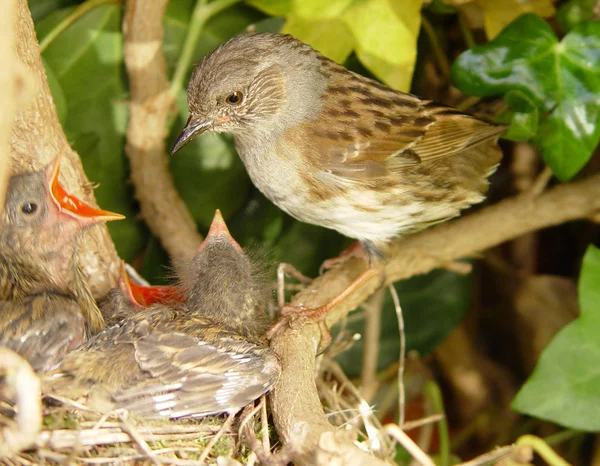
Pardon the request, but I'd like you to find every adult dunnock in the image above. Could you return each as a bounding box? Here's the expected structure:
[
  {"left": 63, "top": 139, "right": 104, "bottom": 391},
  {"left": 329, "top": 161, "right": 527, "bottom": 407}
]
[
  {"left": 0, "top": 155, "right": 124, "bottom": 370},
  {"left": 172, "top": 33, "right": 504, "bottom": 330},
  {"left": 46, "top": 210, "right": 279, "bottom": 418}
]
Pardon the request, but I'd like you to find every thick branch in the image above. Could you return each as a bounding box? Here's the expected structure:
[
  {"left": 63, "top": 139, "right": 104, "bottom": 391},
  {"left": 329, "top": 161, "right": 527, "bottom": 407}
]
[
  {"left": 0, "top": 0, "right": 20, "bottom": 212},
  {"left": 270, "top": 173, "right": 600, "bottom": 465},
  {"left": 11, "top": 0, "right": 120, "bottom": 297},
  {"left": 123, "top": 0, "right": 202, "bottom": 260}
]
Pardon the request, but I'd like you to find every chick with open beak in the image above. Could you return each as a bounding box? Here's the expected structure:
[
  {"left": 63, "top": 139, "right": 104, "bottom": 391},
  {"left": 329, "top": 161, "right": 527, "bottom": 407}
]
[
  {"left": 0, "top": 156, "right": 124, "bottom": 371},
  {"left": 46, "top": 210, "right": 279, "bottom": 419}
]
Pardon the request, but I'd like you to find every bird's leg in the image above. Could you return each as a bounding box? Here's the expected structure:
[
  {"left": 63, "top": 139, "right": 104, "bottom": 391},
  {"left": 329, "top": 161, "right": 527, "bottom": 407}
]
[
  {"left": 320, "top": 240, "right": 385, "bottom": 274},
  {"left": 265, "top": 267, "right": 381, "bottom": 349},
  {"left": 320, "top": 241, "right": 365, "bottom": 274}
]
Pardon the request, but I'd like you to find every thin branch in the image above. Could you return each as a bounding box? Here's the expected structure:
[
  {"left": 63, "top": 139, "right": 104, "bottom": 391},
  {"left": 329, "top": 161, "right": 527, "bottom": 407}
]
[
  {"left": 269, "top": 173, "right": 600, "bottom": 465},
  {"left": 123, "top": 0, "right": 202, "bottom": 259},
  {"left": 388, "top": 284, "right": 406, "bottom": 427},
  {"left": 360, "top": 289, "right": 383, "bottom": 402},
  {"left": 384, "top": 424, "right": 436, "bottom": 466}
]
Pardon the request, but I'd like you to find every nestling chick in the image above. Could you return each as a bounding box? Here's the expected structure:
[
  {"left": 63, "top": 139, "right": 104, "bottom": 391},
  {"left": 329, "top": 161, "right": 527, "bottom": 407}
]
[
  {"left": 99, "top": 262, "right": 183, "bottom": 326},
  {"left": 45, "top": 210, "right": 279, "bottom": 418},
  {"left": 0, "top": 156, "right": 124, "bottom": 371}
]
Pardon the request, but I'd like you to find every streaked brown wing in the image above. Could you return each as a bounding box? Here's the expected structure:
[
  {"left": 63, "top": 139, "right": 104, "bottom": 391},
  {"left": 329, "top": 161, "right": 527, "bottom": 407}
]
[
  {"left": 113, "top": 331, "right": 280, "bottom": 419},
  {"left": 0, "top": 294, "right": 85, "bottom": 372},
  {"left": 304, "top": 66, "right": 504, "bottom": 180}
]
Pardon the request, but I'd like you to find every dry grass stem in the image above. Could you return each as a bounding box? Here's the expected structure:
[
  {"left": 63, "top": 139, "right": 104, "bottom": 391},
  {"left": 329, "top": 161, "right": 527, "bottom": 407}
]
[
  {"left": 360, "top": 289, "right": 384, "bottom": 402},
  {"left": 384, "top": 423, "right": 436, "bottom": 466}
]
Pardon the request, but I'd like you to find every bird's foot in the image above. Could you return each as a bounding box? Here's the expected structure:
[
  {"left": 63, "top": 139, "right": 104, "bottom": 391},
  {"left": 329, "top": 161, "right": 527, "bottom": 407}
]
[
  {"left": 266, "top": 267, "right": 381, "bottom": 350},
  {"left": 265, "top": 303, "right": 333, "bottom": 350},
  {"left": 319, "top": 241, "right": 367, "bottom": 275}
]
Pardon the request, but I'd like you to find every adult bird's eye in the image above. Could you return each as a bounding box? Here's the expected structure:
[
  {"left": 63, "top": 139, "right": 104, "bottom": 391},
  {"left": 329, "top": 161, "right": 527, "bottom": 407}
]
[
  {"left": 225, "top": 91, "right": 243, "bottom": 105},
  {"left": 21, "top": 202, "right": 38, "bottom": 215}
]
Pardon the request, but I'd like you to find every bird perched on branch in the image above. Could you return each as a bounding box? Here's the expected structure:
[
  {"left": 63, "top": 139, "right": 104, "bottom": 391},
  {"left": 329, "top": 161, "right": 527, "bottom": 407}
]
[
  {"left": 46, "top": 210, "right": 280, "bottom": 419},
  {"left": 171, "top": 32, "right": 504, "bottom": 331},
  {"left": 0, "top": 155, "right": 124, "bottom": 371}
]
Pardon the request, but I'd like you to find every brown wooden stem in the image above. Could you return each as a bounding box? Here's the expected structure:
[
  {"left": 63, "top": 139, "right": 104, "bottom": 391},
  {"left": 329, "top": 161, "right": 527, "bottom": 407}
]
[
  {"left": 123, "top": 0, "right": 202, "bottom": 260},
  {"left": 10, "top": 0, "right": 120, "bottom": 298}
]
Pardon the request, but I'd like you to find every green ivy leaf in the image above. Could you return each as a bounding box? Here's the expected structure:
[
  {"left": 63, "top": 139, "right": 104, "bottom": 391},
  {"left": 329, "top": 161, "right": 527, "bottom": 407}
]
[
  {"left": 451, "top": 14, "right": 600, "bottom": 181},
  {"left": 498, "top": 90, "right": 539, "bottom": 141},
  {"left": 512, "top": 245, "right": 600, "bottom": 431},
  {"left": 36, "top": 4, "right": 146, "bottom": 261},
  {"left": 336, "top": 269, "right": 471, "bottom": 376}
]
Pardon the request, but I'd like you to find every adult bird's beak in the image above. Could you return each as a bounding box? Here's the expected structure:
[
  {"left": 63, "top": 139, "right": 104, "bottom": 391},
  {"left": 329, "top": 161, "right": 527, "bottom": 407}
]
[
  {"left": 170, "top": 117, "right": 213, "bottom": 154},
  {"left": 48, "top": 155, "right": 125, "bottom": 223}
]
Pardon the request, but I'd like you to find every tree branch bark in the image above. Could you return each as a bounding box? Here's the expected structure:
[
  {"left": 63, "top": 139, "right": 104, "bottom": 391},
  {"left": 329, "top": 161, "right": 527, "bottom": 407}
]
[
  {"left": 123, "top": 0, "right": 202, "bottom": 260},
  {"left": 11, "top": 0, "right": 120, "bottom": 298},
  {"left": 270, "top": 173, "right": 600, "bottom": 465}
]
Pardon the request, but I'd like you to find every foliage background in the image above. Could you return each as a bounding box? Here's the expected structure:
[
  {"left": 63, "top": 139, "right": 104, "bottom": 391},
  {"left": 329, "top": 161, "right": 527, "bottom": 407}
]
[{"left": 28, "top": 0, "right": 600, "bottom": 463}]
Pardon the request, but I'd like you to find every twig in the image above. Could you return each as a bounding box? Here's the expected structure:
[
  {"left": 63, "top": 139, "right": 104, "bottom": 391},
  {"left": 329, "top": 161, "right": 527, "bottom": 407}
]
[
  {"left": 0, "top": 349, "right": 41, "bottom": 457},
  {"left": 530, "top": 166, "right": 553, "bottom": 197},
  {"left": 118, "top": 412, "right": 163, "bottom": 466},
  {"left": 516, "top": 435, "right": 571, "bottom": 466},
  {"left": 401, "top": 414, "right": 445, "bottom": 432},
  {"left": 388, "top": 284, "right": 405, "bottom": 427},
  {"left": 360, "top": 289, "right": 384, "bottom": 402},
  {"left": 123, "top": 0, "right": 202, "bottom": 259},
  {"left": 197, "top": 412, "right": 236, "bottom": 464},
  {"left": 456, "top": 445, "right": 515, "bottom": 466},
  {"left": 384, "top": 424, "right": 436, "bottom": 466},
  {"left": 269, "top": 172, "right": 600, "bottom": 465},
  {"left": 421, "top": 16, "right": 450, "bottom": 81}
]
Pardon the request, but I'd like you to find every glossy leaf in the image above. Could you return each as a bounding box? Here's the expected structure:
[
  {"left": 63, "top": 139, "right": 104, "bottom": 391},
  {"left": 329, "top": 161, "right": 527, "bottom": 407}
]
[
  {"left": 336, "top": 269, "right": 471, "bottom": 376},
  {"left": 452, "top": 14, "right": 600, "bottom": 181},
  {"left": 246, "top": 0, "right": 294, "bottom": 17},
  {"left": 36, "top": 4, "right": 146, "bottom": 261},
  {"left": 343, "top": 0, "right": 423, "bottom": 92},
  {"left": 512, "top": 246, "right": 600, "bottom": 431},
  {"left": 498, "top": 91, "right": 539, "bottom": 141},
  {"left": 281, "top": 16, "right": 354, "bottom": 63},
  {"left": 479, "top": 0, "right": 555, "bottom": 39}
]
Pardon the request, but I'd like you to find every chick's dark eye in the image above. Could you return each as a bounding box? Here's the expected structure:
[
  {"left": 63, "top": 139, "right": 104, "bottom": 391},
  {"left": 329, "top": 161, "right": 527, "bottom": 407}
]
[
  {"left": 225, "top": 91, "right": 243, "bottom": 105},
  {"left": 21, "top": 202, "right": 38, "bottom": 215}
]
